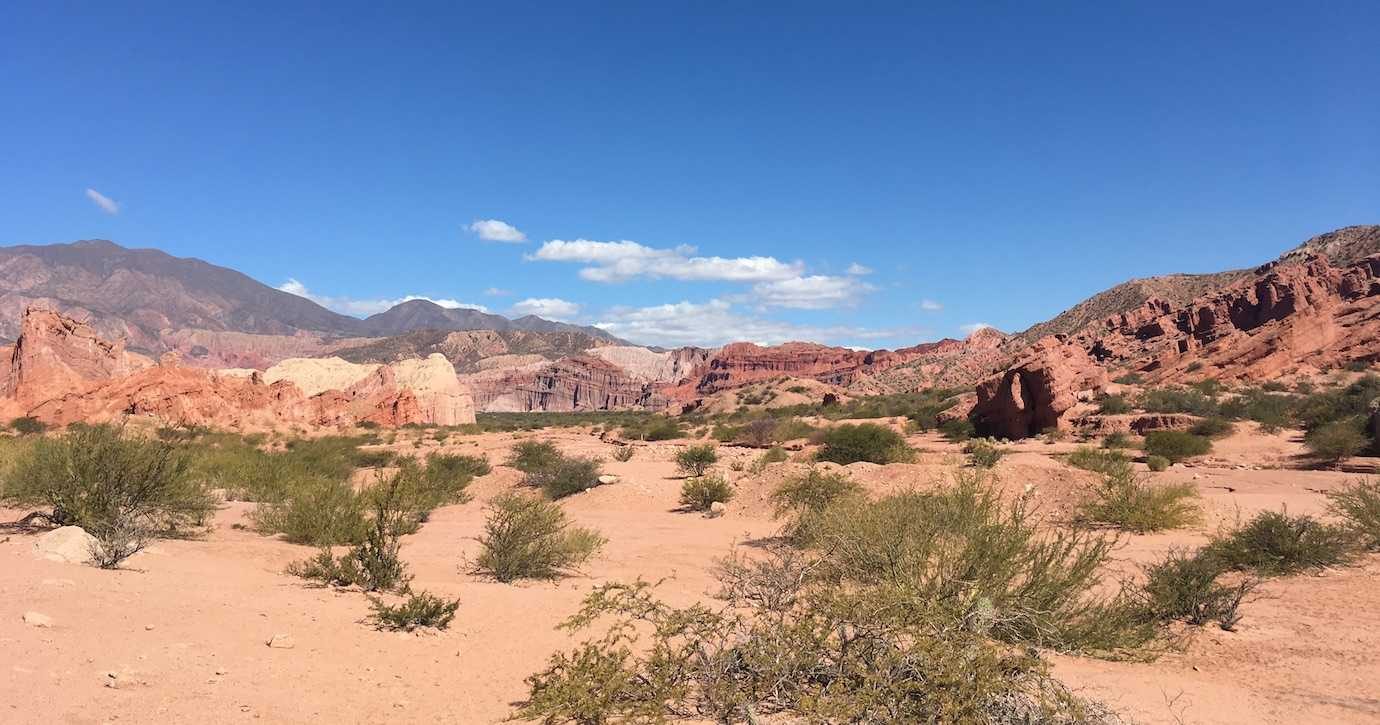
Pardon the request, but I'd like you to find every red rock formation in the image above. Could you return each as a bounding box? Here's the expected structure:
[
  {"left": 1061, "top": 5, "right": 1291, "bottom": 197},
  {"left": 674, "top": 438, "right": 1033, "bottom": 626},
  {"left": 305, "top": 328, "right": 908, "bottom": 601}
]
[
  {"left": 2, "top": 307, "right": 152, "bottom": 407},
  {"left": 464, "top": 355, "right": 667, "bottom": 412},
  {"left": 970, "top": 336, "right": 1107, "bottom": 439},
  {"left": 1080, "top": 254, "right": 1380, "bottom": 382}
]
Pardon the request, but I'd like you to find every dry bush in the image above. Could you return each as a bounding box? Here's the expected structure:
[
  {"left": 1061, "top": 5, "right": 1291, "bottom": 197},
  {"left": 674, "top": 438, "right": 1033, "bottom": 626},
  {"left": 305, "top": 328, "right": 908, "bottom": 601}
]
[
  {"left": 964, "top": 437, "right": 1004, "bottom": 468},
  {"left": 1206, "top": 510, "right": 1356, "bottom": 576},
  {"left": 368, "top": 591, "right": 459, "bottom": 631},
  {"left": 1079, "top": 466, "right": 1199, "bottom": 533},
  {"left": 675, "top": 444, "right": 718, "bottom": 477},
  {"left": 1328, "top": 479, "right": 1380, "bottom": 550},
  {"left": 470, "top": 493, "right": 605, "bottom": 582},
  {"left": 1136, "top": 548, "right": 1257, "bottom": 631},
  {"left": 611, "top": 445, "right": 635, "bottom": 462},
  {"left": 679, "top": 474, "right": 734, "bottom": 512},
  {"left": 816, "top": 423, "right": 913, "bottom": 465},
  {"left": 1066, "top": 447, "right": 1131, "bottom": 476},
  {"left": 1142, "top": 430, "right": 1211, "bottom": 463}
]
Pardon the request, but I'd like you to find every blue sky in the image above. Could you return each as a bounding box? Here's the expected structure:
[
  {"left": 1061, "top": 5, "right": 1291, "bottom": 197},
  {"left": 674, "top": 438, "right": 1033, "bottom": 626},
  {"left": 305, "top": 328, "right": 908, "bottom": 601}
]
[{"left": 2, "top": 2, "right": 1377, "bottom": 348}]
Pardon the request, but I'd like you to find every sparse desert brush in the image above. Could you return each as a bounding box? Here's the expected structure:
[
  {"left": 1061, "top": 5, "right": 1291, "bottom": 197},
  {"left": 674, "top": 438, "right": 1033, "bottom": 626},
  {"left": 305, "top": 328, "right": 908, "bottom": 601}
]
[
  {"left": 253, "top": 475, "right": 365, "bottom": 546},
  {"left": 611, "top": 445, "right": 634, "bottom": 462},
  {"left": 1066, "top": 446, "right": 1131, "bottom": 476},
  {"left": 519, "top": 569, "right": 1117, "bottom": 725},
  {"left": 937, "top": 417, "right": 975, "bottom": 441},
  {"left": 368, "top": 591, "right": 459, "bottom": 631},
  {"left": 816, "top": 423, "right": 912, "bottom": 465},
  {"left": 675, "top": 443, "right": 718, "bottom": 476},
  {"left": 1097, "top": 394, "right": 1133, "bottom": 415},
  {"left": 2, "top": 424, "right": 215, "bottom": 552},
  {"left": 963, "top": 437, "right": 1004, "bottom": 468},
  {"left": 1190, "top": 416, "right": 1236, "bottom": 439},
  {"left": 507, "top": 440, "right": 562, "bottom": 474},
  {"left": 1101, "top": 432, "right": 1133, "bottom": 449},
  {"left": 1078, "top": 466, "right": 1198, "bottom": 533},
  {"left": 1138, "top": 548, "right": 1256, "bottom": 630},
  {"left": 734, "top": 417, "right": 778, "bottom": 447},
  {"left": 1142, "top": 430, "right": 1211, "bottom": 463},
  {"left": 771, "top": 469, "right": 861, "bottom": 543},
  {"left": 1139, "top": 387, "right": 1218, "bottom": 417},
  {"left": 287, "top": 470, "right": 417, "bottom": 592},
  {"left": 622, "top": 416, "right": 684, "bottom": 441},
  {"left": 1206, "top": 510, "right": 1356, "bottom": 576},
  {"left": 352, "top": 448, "right": 396, "bottom": 468},
  {"left": 1327, "top": 479, "right": 1380, "bottom": 550},
  {"left": 424, "top": 451, "right": 490, "bottom": 483},
  {"left": 528, "top": 455, "right": 604, "bottom": 500},
  {"left": 470, "top": 492, "right": 605, "bottom": 582},
  {"left": 1304, "top": 419, "right": 1368, "bottom": 464},
  {"left": 1041, "top": 427, "right": 1067, "bottom": 444},
  {"left": 8, "top": 416, "right": 47, "bottom": 435},
  {"left": 1146, "top": 454, "right": 1170, "bottom": 472},
  {"left": 748, "top": 445, "right": 789, "bottom": 474},
  {"left": 679, "top": 474, "right": 734, "bottom": 512},
  {"left": 1113, "top": 372, "right": 1144, "bottom": 385}
]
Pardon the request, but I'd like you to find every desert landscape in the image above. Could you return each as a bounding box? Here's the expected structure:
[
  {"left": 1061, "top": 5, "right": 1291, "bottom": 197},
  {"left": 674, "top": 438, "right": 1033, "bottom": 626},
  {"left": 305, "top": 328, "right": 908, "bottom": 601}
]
[{"left": 1, "top": 225, "right": 1380, "bottom": 724}]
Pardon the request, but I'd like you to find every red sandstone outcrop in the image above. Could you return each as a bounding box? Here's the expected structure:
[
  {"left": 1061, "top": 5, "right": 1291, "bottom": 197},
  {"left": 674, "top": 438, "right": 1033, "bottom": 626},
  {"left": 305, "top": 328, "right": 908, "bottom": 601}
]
[
  {"left": 1079, "top": 254, "right": 1380, "bottom": 382},
  {"left": 2, "top": 308, "right": 475, "bottom": 429},
  {"left": 970, "top": 336, "right": 1107, "bottom": 439},
  {"left": 1070, "top": 413, "right": 1200, "bottom": 436},
  {"left": 463, "top": 355, "right": 667, "bottom": 412}
]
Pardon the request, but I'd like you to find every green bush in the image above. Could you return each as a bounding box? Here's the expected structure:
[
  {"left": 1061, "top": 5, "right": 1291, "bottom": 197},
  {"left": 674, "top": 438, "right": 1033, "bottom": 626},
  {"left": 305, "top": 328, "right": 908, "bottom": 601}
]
[
  {"left": 1097, "top": 394, "right": 1133, "bottom": 415},
  {"left": 1190, "top": 417, "right": 1235, "bottom": 439},
  {"left": 1139, "top": 388, "right": 1218, "bottom": 417},
  {"left": 1143, "top": 430, "right": 1211, "bottom": 463},
  {"left": 1101, "top": 432, "right": 1131, "bottom": 449},
  {"left": 1113, "top": 372, "right": 1144, "bottom": 385},
  {"left": 770, "top": 418, "right": 817, "bottom": 442},
  {"left": 253, "top": 475, "right": 365, "bottom": 546},
  {"left": 352, "top": 448, "right": 396, "bottom": 468},
  {"left": 470, "top": 493, "right": 606, "bottom": 582},
  {"left": 1304, "top": 419, "right": 1367, "bottom": 464},
  {"left": 963, "top": 437, "right": 1004, "bottom": 468},
  {"left": 9, "top": 416, "right": 47, "bottom": 435},
  {"left": 1146, "top": 455, "right": 1170, "bottom": 472},
  {"left": 679, "top": 474, "right": 734, "bottom": 512},
  {"left": 816, "top": 423, "right": 912, "bottom": 465},
  {"left": 771, "top": 469, "right": 861, "bottom": 544},
  {"left": 1078, "top": 466, "right": 1198, "bottom": 533},
  {"left": 1206, "top": 510, "right": 1356, "bottom": 576},
  {"left": 622, "top": 417, "right": 684, "bottom": 441},
  {"left": 2, "top": 424, "right": 215, "bottom": 542},
  {"left": 937, "top": 417, "right": 975, "bottom": 441},
  {"left": 1137, "top": 548, "right": 1255, "bottom": 630},
  {"left": 286, "top": 468, "right": 417, "bottom": 592},
  {"left": 528, "top": 456, "right": 604, "bottom": 500},
  {"left": 675, "top": 444, "right": 718, "bottom": 477},
  {"left": 507, "top": 440, "right": 562, "bottom": 474},
  {"left": 799, "top": 470, "right": 1151, "bottom": 651},
  {"left": 1328, "top": 479, "right": 1380, "bottom": 550},
  {"left": 368, "top": 591, "right": 459, "bottom": 631},
  {"left": 1218, "top": 389, "right": 1295, "bottom": 431},
  {"left": 1066, "top": 447, "right": 1131, "bottom": 476}
]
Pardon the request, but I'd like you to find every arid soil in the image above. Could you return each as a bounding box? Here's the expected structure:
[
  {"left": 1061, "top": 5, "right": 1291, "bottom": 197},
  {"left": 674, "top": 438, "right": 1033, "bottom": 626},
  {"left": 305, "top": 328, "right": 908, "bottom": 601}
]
[{"left": 3, "top": 427, "right": 1378, "bottom": 724}]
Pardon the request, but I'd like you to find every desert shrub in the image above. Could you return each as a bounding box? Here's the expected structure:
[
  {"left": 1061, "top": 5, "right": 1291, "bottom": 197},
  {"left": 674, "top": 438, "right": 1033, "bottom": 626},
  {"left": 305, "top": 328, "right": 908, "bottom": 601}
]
[
  {"left": 1078, "top": 466, "right": 1198, "bottom": 533},
  {"left": 1304, "top": 419, "right": 1367, "bottom": 464},
  {"left": 963, "top": 437, "right": 1004, "bottom": 468},
  {"left": 748, "top": 445, "right": 789, "bottom": 474},
  {"left": 368, "top": 591, "right": 460, "bottom": 631},
  {"left": 1146, "top": 455, "right": 1170, "bottom": 472},
  {"left": 86, "top": 519, "right": 152, "bottom": 569},
  {"left": 1294, "top": 374, "right": 1380, "bottom": 433},
  {"left": 1066, "top": 447, "right": 1131, "bottom": 476},
  {"left": 1101, "top": 432, "right": 1131, "bottom": 449},
  {"left": 799, "top": 470, "right": 1151, "bottom": 651},
  {"left": 253, "top": 475, "right": 365, "bottom": 546},
  {"left": 1143, "top": 430, "right": 1211, "bottom": 463},
  {"left": 528, "top": 456, "right": 604, "bottom": 500},
  {"left": 353, "top": 448, "right": 396, "bottom": 468},
  {"left": 771, "top": 469, "right": 862, "bottom": 544},
  {"left": 1041, "top": 427, "right": 1067, "bottom": 444},
  {"left": 470, "top": 493, "right": 606, "bottom": 582},
  {"left": 734, "top": 418, "right": 778, "bottom": 447},
  {"left": 1190, "top": 417, "right": 1235, "bottom": 439},
  {"left": 1328, "top": 480, "right": 1380, "bottom": 550},
  {"left": 1217, "top": 389, "right": 1295, "bottom": 430},
  {"left": 1137, "top": 548, "right": 1255, "bottom": 630},
  {"left": 675, "top": 444, "right": 718, "bottom": 477},
  {"left": 424, "top": 452, "right": 489, "bottom": 485},
  {"left": 770, "top": 418, "right": 817, "bottom": 442},
  {"left": 8, "top": 416, "right": 46, "bottom": 435},
  {"left": 286, "top": 470, "right": 415, "bottom": 592},
  {"left": 1097, "top": 394, "right": 1132, "bottom": 415},
  {"left": 507, "top": 440, "right": 562, "bottom": 474},
  {"left": 679, "top": 474, "right": 734, "bottom": 512},
  {"left": 816, "top": 423, "right": 912, "bottom": 465},
  {"left": 937, "top": 417, "right": 975, "bottom": 441},
  {"left": 520, "top": 569, "right": 1119, "bottom": 725},
  {"left": 1113, "top": 372, "right": 1144, "bottom": 385},
  {"left": 623, "top": 417, "right": 684, "bottom": 441},
  {"left": 1139, "top": 387, "right": 1218, "bottom": 417},
  {"left": 2, "top": 424, "right": 215, "bottom": 538},
  {"left": 1206, "top": 510, "right": 1356, "bottom": 576},
  {"left": 611, "top": 445, "right": 634, "bottom": 462}
]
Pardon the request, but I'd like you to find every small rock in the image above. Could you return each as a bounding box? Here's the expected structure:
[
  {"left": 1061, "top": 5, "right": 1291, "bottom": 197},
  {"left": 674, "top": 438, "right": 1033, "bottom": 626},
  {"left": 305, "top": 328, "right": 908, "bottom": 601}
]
[
  {"left": 144, "top": 624, "right": 155, "bottom": 631},
  {"left": 597, "top": 474, "right": 620, "bottom": 485},
  {"left": 704, "top": 501, "right": 727, "bottom": 518},
  {"left": 22, "top": 611, "right": 53, "bottom": 628},
  {"left": 266, "top": 634, "right": 295, "bottom": 649},
  {"left": 32, "top": 526, "right": 98, "bottom": 565}
]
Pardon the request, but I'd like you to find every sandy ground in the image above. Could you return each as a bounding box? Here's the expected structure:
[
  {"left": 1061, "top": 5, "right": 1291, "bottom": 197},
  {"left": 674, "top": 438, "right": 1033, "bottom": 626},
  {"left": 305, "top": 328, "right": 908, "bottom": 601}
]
[{"left": 2, "top": 426, "right": 1378, "bottom": 724}]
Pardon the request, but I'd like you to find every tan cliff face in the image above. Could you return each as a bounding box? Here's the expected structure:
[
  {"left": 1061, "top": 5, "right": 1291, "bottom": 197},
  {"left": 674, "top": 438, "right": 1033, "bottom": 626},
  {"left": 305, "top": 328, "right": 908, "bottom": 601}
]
[{"left": 0, "top": 308, "right": 475, "bottom": 429}]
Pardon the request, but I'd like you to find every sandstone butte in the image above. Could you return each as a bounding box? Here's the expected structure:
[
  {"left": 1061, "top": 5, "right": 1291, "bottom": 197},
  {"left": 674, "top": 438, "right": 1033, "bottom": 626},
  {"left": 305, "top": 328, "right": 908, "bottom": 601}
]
[
  {"left": 0, "top": 307, "right": 475, "bottom": 430},
  {"left": 969, "top": 252, "right": 1380, "bottom": 438}
]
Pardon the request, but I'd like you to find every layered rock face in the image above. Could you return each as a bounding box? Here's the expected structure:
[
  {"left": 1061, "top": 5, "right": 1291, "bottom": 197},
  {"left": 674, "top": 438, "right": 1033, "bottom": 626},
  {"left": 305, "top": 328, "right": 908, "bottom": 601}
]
[
  {"left": 464, "top": 355, "right": 667, "bottom": 412},
  {"left": 970, "top": 336, "right": 1107, "bottom": 439},
  {"left": 1079, "top": 254, "right": 1380, "bottom": 381},
  {"left": 1, "top": 308, "right": 475, "bottom": 429}
]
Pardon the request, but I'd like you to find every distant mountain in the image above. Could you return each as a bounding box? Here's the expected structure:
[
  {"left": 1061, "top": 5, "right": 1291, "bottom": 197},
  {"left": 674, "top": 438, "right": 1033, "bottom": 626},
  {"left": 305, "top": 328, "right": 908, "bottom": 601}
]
[
  {"left": 0, "top": 239, "right": 622, "bottom": 352},
  {"left": 332, "top": 327, "right": 617, "bottom": 373}
]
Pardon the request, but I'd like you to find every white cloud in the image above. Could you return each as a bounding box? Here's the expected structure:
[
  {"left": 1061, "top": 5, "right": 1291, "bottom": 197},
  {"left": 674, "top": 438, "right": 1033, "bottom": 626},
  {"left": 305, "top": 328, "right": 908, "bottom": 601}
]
[
  {"left": 846, "top": 263, "right": 873, "bottom": 276},
  {"left": 751, "top": 275, "right": 873, "bottom": 310},
  {"left": 593, "top": 298, "right": 900, "bottom": 348},
  {"left": 277, "top": 278, "right": 488, "bottom": 316},
  {"left": 511, "top": 297, "right": 581, "bottom": 321},
  {"left": 467, "top": 219, "right": 527, "bottom": 243},
  {"left": 530, "top": 239, "right": 804, "bottom": 283},
  {"left": 920, "top": 299, "right": 943, "bottom": 311},
  {"left": 484, "top": 287, "right": 512, "bottom": 296},
  {"left": 960, "top": 322, "right": 993, "bottom": 334},
  {"left": 85, "top": 188, "right": 120, "bottom": 215}
]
